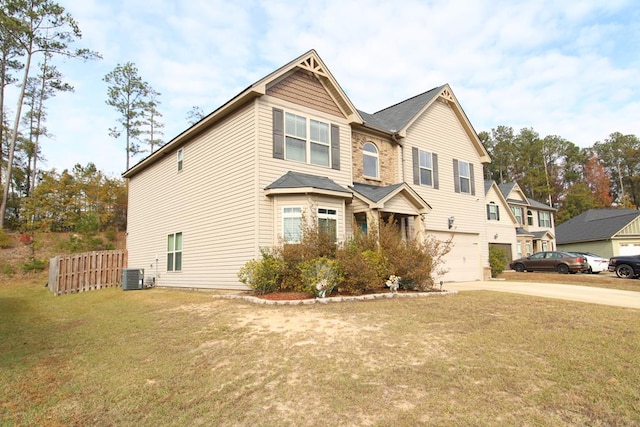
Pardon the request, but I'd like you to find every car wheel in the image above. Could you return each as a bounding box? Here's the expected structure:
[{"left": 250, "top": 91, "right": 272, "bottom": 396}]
[
  {"left": 615, "top": 264, "right": 636, "bottom": 279},
  {"left": 513, "top": 263, "right": 525, "bottom": 272},
  {"left": 587, "top": 266, "right": 593, "bottom": 274},
  {"left": 557, "top": 264, "right": 569, "bottom": 274}
]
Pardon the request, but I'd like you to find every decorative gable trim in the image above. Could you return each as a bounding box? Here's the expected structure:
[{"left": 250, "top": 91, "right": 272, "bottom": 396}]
[{"left": 399, "top": 84, "right": 490, "bottom": 163}]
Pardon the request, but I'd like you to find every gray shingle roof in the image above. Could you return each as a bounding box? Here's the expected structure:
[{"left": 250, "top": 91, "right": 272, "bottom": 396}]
[
  {"left": 265, "top": 171, "right": 351, "bottom": 194},
  {"left": 358, "top": 86, "right": 444, "bottom": 133},
  {"left": 555, "top": 209, "right": 640, "bottom": 244},
  {"left": 351, "top": 182, "right": 404, "bottom": 203},
  {"left": 527, "top": 198, "right": 555, "bottom": 211}
]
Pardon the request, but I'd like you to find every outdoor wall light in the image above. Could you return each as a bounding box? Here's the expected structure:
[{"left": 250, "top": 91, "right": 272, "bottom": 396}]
[
  {"left": 448, "top": 216, "right": 455, "bottom": 229},
  {"left": 494, "top": 233, "right": 499, "bottom": 239}
]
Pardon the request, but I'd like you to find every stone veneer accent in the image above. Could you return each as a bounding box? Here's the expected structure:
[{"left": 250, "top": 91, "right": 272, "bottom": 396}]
[{"left": 351, "top": 131, "right": 397, "bottom": 185}]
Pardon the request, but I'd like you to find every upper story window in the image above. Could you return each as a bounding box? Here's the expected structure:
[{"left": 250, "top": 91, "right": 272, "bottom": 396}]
[
  {"left": 457, "top": 160, "right": 471, "bottom": 193},
  {"left": 285, "top": 113, "right": 330, "bottom": 167},
  {"left": 487, "top": 202, "right": 500, "bottom": 221},
  {"left": 283, "top": 207, "right": 303, "bottom": 243},
  {"left": 177, "top": 149, "right": 183, "bottom": 171},
  {"left": 412, "top": 148, "right": 439, "bottom": 188},
  {"left": 363, "top": 142, "right": 379, "bottom": 179},
  {"left": 453, "top": 159, "right": 474, "bottom": 195},
  {"left": 539, "top": 211, "right": 552, "bottom": 228},
  {"left": 419, "top": 150, "right": 433, "bottom": 186},
  {"left": 527, "top": 210, "right": 534, "bottom": 226},
  {"left": 273, "top": 108, "right": 340, "bottom": 170},
  {"left": 511, "top": 206, "right": 523, "bottom": 225}
]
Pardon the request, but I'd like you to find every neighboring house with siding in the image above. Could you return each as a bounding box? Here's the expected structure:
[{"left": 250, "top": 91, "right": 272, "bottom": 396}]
[
  {"left": 484, "top": 181, "right": 518, "bottom": 264},
  {"left": 123, "top": 50, "right": 491, "bottom": 289},
  {"left": 556, "top": 209, "right": 640, "bottom": 258},
  {"left": 498, "top": 182, "right": 556, "bottom": 258}
]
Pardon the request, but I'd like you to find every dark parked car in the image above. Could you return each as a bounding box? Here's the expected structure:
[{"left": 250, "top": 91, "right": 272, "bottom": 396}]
[
  {"left": 510, "top": 251, "right": 589, "bottom": 274},
  {"left": 608, "top": 255, "right": 640, "bottom": 278}
]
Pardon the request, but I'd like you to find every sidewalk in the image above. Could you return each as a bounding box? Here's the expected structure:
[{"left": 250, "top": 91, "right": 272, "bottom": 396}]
[{"left": 444, "top": 280, "right": 640, "bottom": 309}]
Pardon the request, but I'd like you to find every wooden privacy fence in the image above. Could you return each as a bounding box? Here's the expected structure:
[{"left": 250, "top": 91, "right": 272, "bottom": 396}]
[{"left": 48, "top": 250, "right": 127, "bottom": 296}]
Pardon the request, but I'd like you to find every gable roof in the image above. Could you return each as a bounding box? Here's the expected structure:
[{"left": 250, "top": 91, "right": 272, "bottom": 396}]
[
  {"left": 527, "top": 198, "right": 556, "bottom": 212},
  {"left": 351, "top": 182, "right": 431, "bottom": 213},
  {"left": 358, "top": 85, "right": 490, "bottom": 163},
  {"left": 484, "top": 180, "right": 518, "bottom": 223},
  {"left": 498, "top": 182, "right": 555, "bottom": 211},
  {"left": 556, "top": 209, "right": 640, "bottom": 244},
  {"left": 265, "top": 171, "right": 351, "bottom": 198},
  {"left": 124, "top": 50, "right": 363, "bottom": 179}
]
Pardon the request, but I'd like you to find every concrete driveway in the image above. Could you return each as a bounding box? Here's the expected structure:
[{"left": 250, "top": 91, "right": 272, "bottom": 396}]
[{"left": 444, "top": 280, "right": 640, "bottom": 309}]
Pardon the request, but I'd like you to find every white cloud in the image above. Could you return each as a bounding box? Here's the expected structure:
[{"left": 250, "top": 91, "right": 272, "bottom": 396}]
[{"left": 6, "top": 0, "right": 636, "bottom": 176}]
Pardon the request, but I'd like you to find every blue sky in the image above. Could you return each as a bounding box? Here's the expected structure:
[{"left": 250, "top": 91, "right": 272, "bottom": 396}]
[{"left": 7, "top": 0, "right": 639, "bottom": 177}]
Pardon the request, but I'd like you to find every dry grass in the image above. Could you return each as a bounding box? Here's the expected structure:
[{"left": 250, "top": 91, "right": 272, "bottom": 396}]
[
  {"left": 499, "top": 270, "right": 640, "bottom": 292},
  {"left": 1, "top": 274, "right": 639, "bottom": 426}
]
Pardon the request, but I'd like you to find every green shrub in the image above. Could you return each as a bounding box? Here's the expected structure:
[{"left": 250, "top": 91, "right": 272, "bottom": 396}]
[
  {"left": 20, "top": 259, "right": 47, "bottom": 274},
  {"left": 237, "top": 249, "right": 284, "bottom": 295},
  {"left": 334, "top": 242, "right": 382, "bottom": 295},
  {"left": 299, "top": 257, "right": 342, "bottom": 297},
  {"left": 489, "top": 245, "right": 509, "bottom": 278}
]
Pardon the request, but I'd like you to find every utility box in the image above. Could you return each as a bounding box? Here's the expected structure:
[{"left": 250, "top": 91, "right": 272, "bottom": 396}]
[{"left": 122, "top": 268, "right": 144, "bottom": 290}]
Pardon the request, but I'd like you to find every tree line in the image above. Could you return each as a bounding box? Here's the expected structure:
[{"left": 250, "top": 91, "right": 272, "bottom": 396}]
[
  {"left": 480, "top": 127, "right": 639, "bottom": 224},
  {"left": 0, "top": 0, "right": 207, "bottom": 233}
]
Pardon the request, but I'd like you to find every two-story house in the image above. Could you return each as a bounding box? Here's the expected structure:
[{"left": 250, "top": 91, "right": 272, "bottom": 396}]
[
  {"left": 498, "top": 182, "right": 556, "bottom": 259},
  {"left": 123, "top": 50, "right": 491, "bottom": 289}
]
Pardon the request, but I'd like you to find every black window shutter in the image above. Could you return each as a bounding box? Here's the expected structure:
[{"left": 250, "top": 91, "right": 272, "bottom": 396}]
[
  {"left": 486, "top": 204, "right": 491, "bottom": 220},
  {"left": 496, "top": 205, "right": 500, "bottom": 220},
  {"left": 453, "top": 159, "right": 460, "bottom": 193},
  {"left": 331, "top": 124, "right": 340, "bottom": 170},
  {"left": 432, "top": 153, "right": 439, "bottom": 189},
  {"left": 537, "top": 211, "right": 541, "bottom": 226},
  {"left": 272, "top": 108, "right": 284, "bottom": 159},
  {"left": 412, "top": 147, "right": 419, "bottom": 184},
  {"left": 470, "top": 163, "right": 475, "bottom": 195}
]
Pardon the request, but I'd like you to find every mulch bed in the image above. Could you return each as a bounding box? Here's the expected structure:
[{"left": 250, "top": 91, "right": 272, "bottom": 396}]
[{"left": 256, "top": 289, "right": 443, "bottom": 300}]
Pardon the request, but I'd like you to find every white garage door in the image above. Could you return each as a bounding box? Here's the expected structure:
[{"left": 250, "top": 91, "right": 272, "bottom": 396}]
[
  {"left": 442, "top": 233, "right": 482, "bottom": 282},
  {"left": 620, "top": 243, "right": 640, "bottom": 256}
]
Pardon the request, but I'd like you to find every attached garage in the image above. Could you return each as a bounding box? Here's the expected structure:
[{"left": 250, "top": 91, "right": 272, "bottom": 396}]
[
  {"left": 619, "top": 243, "right": 640, "bottom": 256},
  {"left": 442, "top": 232, "right": 482, "bottom": 282}
]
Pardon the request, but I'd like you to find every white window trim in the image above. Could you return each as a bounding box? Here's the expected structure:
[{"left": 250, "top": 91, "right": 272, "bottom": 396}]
[
  {"left": 282, "top": 206, "right": 303, "bottom": 243},
  {"left": 363, "top": 142, "right": 379, "bottom": 179},
  {"left": 540, "top": 211, "right": 551, "bottom": 228},
  {"left": 284, "top": 112, "right": 331, "bottom": 167},
  {"left": 419, "top": 149, "right": 434, "bottom": 187},
  {"left": 458, "top": 160, "right": 471, "bottom": 194},
  {"left": 167, "top": 232, "right": 182, "bottom": 272},
  {"left": 318, "top": 207, "right": 338, "bottom": 241},
  {"left": 488, "top": 203, "right": 499, "bottom": 221},
  {"left": 177, "top": 148, "right": 183, "bottom": 172}
]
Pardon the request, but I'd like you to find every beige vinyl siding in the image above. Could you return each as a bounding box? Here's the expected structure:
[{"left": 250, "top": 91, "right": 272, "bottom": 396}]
[
  {"left": 271, "top": 194, "right": 347, "bottom": 243},
  {"left": 402, "top": 99, "right": 488, "bottom": 281},
  {"left": 256, "top": 95, "right": 354, "bottom": 251},
  {"left": 266, "top": 69, "right": 344, "bottom": 118},
  {"left": 485, "top": 187, "right": 518, "bottom": 260},
  {"left": 382, "top": 193, "right": 422, "bottom": 215},
  {"left": 127, "top": 103, "right": 257, "bottom": 289}
]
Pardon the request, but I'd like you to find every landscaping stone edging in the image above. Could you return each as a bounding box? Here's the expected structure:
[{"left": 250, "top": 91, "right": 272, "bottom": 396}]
[{"left": 212, "top": 290, "right": 458, "bottom": 306}]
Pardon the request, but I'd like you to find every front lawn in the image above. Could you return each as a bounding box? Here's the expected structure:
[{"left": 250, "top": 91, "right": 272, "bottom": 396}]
[{"left": 1, "top": 275, "right": 639, "bottom": 426}]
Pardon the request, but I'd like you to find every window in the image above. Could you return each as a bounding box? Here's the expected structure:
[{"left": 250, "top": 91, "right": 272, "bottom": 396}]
[
  {"left": 318, "top": 208, "right": 337, "bottom": 242},
  {"left": 539, "top": 211, "right": 551, "bottom": 228},
  {"left": 527, "top": 210, "right": 534, "bottom": 226},
  {"left": 283, "top": 207, "right": 302, "bottom": 243},
  {"left": 511, "top": 206, "right": 523, "bottom": 224},
  {"left": 525, "top": 240, "right": 532, "bottom": 256},
  {"left": 177, "top": 149, "right": 183, "bottom": 171},
  {"left": 363, "top": 142, "right": 379, "bottom": 178},
  {"left": 487, "top": 202, "right": 500, "bottom": 221},
  {"left": 542, "top": 240, "right": 549, "bottom": 251},
  {"left": 167, "top": 232, "right": 182, "bottom": 272},
  {"left": 285, "top": 112, "right": 331, "bottom": 167},
  {"left": 453, "top": 159, "right": 474, "bottom": 194},
  {"left": 458, "top": 160, "right": 471, "bottom": 193},
  {"left": 516, "top": 242, "right": 522, "bottom": 259},
  {"left": 419, "top": 150, "right": 433, "bottom": 186}
]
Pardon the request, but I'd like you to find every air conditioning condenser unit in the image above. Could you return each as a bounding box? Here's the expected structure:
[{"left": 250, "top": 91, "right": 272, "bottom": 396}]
[{"left": 122, "top": 268, "right": 144, "bottom": 290}]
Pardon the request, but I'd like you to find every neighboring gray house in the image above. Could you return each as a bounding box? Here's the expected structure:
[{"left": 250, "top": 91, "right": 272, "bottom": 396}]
[
  {"left": 556, "top": 209, "right": 640, "bottom": 258},
  {"left": 498, "top": 182, "right": 557, "bottom": 258},
  {"left": 123, "top": 50, "right": 492, "bottom": 289}
]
